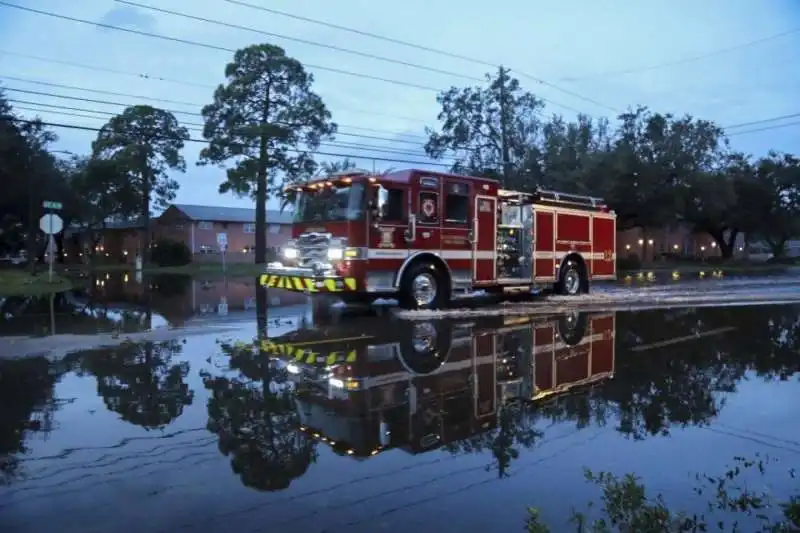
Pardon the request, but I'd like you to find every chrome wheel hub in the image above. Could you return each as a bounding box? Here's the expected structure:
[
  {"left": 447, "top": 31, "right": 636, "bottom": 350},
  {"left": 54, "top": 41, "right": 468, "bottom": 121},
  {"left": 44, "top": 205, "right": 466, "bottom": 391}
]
[
  {"left": 411, "top": 273, "right": 437, "bottom": 307},
  {"left": 411, "top": 322, "right": 437, "bottom": 354},
  {"left": 564, "top": 268, "right": 580, "bottom": 295}
]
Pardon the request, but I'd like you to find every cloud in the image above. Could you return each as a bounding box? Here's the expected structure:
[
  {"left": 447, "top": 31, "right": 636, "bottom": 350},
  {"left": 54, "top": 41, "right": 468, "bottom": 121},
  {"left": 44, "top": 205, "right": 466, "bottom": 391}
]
[
  {"left": 0, "top": 0, "right": 798, "bottom": 210},
  {"left": 97, "top": 5, "right": 157, "bottom": 32}
]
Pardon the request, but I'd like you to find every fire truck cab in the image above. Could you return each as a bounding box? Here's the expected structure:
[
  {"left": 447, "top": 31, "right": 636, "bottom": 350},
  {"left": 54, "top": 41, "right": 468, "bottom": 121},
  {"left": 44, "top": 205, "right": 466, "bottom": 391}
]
[{"left": 261, "top": 169, "right": 617, "bottom": 309}]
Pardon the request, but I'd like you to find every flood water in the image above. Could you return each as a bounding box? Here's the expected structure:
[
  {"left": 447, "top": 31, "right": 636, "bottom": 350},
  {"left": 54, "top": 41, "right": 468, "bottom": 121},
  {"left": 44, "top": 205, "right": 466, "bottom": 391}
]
[{"left": 1, "top": 274, "right": 799, "bottom": 532}]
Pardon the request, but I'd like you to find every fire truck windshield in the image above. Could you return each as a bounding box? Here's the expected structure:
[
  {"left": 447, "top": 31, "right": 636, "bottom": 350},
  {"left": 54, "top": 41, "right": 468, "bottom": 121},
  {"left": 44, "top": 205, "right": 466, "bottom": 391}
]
[{"left": 293, "top": 183, "right": 365, "bottom": 223}]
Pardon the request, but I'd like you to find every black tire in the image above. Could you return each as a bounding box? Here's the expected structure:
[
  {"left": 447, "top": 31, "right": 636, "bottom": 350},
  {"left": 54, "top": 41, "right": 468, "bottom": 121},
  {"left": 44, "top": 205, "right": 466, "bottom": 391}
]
[
  {"left": 398, "top": 321, "right": 452, "bottom": 374},
  {"left": 557, "top": 259, "right": 585, "bottom": 296},
  {"left": 398, "top": 261, "right": 450, "bottom": 310},
  {"left": 557, "top": 311, "right": 588, "bottom": 346}
]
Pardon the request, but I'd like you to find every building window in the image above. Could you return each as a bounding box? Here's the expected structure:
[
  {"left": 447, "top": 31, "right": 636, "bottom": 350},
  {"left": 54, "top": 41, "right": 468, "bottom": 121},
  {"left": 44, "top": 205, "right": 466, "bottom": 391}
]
[
  {"left": 242, "top": 245, "right": 255, "bottom": 254},
  {"left": 444, "top": 182, "right": 469, "bottom": 225},
  {"left": 199, "top": 245, "right": 214, "bottom": 254},
  {"left": 268, "top": 224, "right": 280, "bottom": 234},
  {"left": 243, "top": 223, "right": 256, "bottom": 234},
  {"left": 198, "top": 221, "right": 213, "bottom": 230}
]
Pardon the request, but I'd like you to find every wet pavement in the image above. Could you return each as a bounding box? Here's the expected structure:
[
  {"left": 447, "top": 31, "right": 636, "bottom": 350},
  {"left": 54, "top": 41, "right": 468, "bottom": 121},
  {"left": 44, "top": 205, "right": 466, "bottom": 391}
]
[{"left": 1, "top": 274, "right": 800, "bottom": 532}]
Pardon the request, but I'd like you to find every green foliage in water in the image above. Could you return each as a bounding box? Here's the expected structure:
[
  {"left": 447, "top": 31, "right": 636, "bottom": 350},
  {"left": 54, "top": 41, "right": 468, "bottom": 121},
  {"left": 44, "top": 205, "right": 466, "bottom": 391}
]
[{"left": 525, "top": 455, "right": 799, "bottom": 532}]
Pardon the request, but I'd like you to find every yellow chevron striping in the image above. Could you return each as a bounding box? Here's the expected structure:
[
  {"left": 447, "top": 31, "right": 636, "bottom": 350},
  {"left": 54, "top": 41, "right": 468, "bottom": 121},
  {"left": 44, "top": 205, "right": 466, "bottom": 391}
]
[
  {"left": 259, "top": 275, "right": 358, "bottom": 292},
  {"left": 303, "top": 278, "right": 317, "bottom": 292}
]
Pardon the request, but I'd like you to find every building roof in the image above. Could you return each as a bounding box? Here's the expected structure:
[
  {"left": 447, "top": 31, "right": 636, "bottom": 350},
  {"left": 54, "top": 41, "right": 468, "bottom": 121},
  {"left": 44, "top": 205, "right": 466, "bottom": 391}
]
[{"left": 171, "top": 204, "right": 293, "bottom": 224}]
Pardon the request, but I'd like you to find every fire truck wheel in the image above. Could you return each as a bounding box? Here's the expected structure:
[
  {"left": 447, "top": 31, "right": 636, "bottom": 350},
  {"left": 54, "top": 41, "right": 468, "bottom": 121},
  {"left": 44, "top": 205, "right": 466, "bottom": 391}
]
[
  {"left": 398, "top": 321, "right": 452, "bottom": 374},
  {"left": 399, "top": 262, "right": 450, "bottom": 310},
  {"left": 557, "top": 260, "right": 585, "bottom": 296},
  {"left": 557, "top": 311, "right": 587, "bottom": 346}
]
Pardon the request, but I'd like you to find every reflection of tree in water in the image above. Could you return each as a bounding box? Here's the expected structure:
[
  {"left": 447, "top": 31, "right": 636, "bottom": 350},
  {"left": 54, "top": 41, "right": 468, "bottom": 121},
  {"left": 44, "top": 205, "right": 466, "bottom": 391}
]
[
  {"left": 444, "top": 305, "right": 800, "bottom": 473},
  {"left": 444, "top": 402, "right": 540, "bottom": 478},
  {"left": 0, "top": 357, "right": 57, "bottom": 484},
  {"left": 76, "top": 340, "right": 193, "bottom": 429},
  {"left": 540, "top": 306, "right": 800, "bottom": 441},
  {"left": 201, "top": 341, "right": 316, "bottom": 491}
]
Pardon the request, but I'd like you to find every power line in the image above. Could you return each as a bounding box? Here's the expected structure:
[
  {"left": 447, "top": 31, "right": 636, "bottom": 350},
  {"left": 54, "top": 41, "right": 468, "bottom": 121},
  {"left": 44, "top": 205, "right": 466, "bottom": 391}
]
[
  {"left": 561, "top": 26, "right": 800, "bottom": 82},
  {"left": 0, "top": 49, "right": 431, "bottom": 126},
  {"left": 0, "top": 0, "right": 611, "bottom": 117},
  {"left": 11, "top": 100, "right": 428, "bottom": 148},
  {"left": 1, "top": 85, "right": 431, "bottom": 145},
  {"left": 10, "top": 117, "right": 456, "bottom": 168},
  {"left": 115, "top": 0, "right": 484, "bottom": 84},
  {"left": 727, "top": 120, "right": 800, "bottom": 137},
  {"left": 1, "top": 75, "right": 204, "bottom": 108},
  {"left": 221, "top": 0, "right": 617, "bottom": 114},
  {"left": 9, "top": 79, "right": 797, "bottom": 144},
  {"left": 723, "top": 112, "right": 800, "bottom": 130},
  {"left": 0, "top": 1, "right": 442, "bottom": 92},
  {"left": 8, "top": 102, "right": 448, "bottom": 159}
]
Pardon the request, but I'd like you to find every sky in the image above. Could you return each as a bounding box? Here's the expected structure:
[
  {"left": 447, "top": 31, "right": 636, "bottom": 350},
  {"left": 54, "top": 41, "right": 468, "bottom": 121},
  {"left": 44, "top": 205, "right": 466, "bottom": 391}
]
[{"left": 1, "top": 0, "right": 799, "bottom": 212}]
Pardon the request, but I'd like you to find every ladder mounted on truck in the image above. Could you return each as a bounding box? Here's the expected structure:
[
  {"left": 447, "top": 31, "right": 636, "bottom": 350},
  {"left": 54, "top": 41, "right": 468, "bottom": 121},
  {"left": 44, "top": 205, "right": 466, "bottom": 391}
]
[{"left": 498, "top": 188, "right": 609, "bottom": 211}]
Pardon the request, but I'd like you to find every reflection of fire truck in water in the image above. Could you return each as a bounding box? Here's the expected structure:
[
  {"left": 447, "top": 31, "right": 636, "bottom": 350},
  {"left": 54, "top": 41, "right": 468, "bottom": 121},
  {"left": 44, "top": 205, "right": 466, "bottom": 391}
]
[
  {"left": 262, "top": 312, "right": 615, "bottom": 458},
  {"left": 261, "top": 169, "right": 616, "bottom": 309}
]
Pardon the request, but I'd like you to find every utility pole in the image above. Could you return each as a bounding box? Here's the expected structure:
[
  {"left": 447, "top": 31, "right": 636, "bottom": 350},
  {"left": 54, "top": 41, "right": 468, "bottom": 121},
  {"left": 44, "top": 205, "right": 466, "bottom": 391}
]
[{"left": 498, "top": 65, "right": 511, "bottom": 187}]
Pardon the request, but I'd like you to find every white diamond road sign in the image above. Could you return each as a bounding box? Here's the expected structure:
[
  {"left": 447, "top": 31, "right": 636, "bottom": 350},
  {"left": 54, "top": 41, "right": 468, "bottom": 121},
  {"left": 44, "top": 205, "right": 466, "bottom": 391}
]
[{"left": 39, "top": 213, "right": 63, "bottom": 235}]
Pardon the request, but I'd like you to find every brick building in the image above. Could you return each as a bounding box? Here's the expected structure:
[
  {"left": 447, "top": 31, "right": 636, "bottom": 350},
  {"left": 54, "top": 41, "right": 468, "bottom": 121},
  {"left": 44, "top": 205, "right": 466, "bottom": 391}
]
[
  {"left": 66, "top": 204, "right": 293, "bottom": 264},
  {"left": 617, "top": 225, "right": 746, "bottom": 263},
  {"left": 158, "top": 204, "right": 293, "bottom": 263}
]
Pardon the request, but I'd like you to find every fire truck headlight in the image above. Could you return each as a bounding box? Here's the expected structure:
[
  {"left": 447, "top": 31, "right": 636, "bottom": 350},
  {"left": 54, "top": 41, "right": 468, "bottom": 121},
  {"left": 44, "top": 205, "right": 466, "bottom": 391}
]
[
  {"left": 327, "top": 247, "right": 344, "bottom": 260},
  {"left": 282, "top": 247, "right": 298, "bottom": 260}
]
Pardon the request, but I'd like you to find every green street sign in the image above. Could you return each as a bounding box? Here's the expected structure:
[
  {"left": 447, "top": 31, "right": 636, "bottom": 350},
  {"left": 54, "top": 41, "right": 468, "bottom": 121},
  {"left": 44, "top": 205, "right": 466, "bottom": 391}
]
[{"left": 42, "top": 201, "right": 62, "bottom": 210}]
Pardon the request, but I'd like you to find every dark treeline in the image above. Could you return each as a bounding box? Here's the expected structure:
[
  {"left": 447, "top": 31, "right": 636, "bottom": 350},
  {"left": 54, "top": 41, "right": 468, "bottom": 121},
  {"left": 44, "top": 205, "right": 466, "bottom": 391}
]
[{"left": 2, "top": 45, "right": 798, "bottom": 267}]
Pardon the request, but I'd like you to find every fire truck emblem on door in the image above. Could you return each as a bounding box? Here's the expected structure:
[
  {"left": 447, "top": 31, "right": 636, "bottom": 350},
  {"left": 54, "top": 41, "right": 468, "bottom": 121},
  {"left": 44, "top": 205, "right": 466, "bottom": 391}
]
[
  {"left": 603, "top": 249, "right": 613, "bottom": 260},
  {"left": 379, "top": 227, "right": 395, "bottom": 248},
  {"left": 421, "top": 198, "right": 436, "bottom": 218}
]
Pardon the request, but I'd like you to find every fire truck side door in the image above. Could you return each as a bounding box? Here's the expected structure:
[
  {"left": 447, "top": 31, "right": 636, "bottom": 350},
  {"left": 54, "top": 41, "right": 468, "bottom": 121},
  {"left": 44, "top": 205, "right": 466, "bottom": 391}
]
[{"left": 473, "top": 195, "right": 497, "bottom": 282}]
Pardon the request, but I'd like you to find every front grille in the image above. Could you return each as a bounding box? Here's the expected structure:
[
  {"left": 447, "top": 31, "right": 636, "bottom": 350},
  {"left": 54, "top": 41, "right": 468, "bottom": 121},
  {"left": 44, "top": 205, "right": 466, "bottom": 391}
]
[{"left": 297, "top": 232, "right": 331, "bottom": 268}]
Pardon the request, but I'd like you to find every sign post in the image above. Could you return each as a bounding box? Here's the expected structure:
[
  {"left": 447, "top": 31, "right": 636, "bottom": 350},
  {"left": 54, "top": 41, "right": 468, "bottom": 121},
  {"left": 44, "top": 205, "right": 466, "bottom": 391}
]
[
  {"left": 217, "top": 232, "right": 228, "bottom": 273},
  {"left": 39, "top": 213, "right": 63, "bottom": 283}
]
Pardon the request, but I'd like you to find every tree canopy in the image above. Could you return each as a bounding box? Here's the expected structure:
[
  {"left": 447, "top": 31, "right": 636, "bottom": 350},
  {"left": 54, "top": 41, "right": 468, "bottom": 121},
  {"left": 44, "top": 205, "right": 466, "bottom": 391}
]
[
  {"left": 1, "top": 45, "right": 799, "bottom": 262},
  {"left": 198, "top": 43, "right": 337, "bottom": 263}
]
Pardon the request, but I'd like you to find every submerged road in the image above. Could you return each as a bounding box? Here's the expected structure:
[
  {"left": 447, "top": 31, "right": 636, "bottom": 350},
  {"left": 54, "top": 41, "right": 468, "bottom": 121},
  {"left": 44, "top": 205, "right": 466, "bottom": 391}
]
[{"left": 395, "top": 275, "right": 800, "bottom": 319}]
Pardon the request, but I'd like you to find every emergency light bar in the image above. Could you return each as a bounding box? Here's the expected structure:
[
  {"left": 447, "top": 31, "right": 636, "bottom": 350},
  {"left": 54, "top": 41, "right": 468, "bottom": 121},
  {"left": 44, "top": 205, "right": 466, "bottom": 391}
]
[{"left": 283, "top": 170, "right": 375, "bottom": 193}]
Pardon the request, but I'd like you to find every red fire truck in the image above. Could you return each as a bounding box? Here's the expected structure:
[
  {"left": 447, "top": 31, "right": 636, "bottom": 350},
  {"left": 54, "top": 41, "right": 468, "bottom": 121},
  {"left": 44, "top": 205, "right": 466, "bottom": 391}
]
[
  {"left": 261, "top": 169, "right": 617, "bottom": 309},
  {"left": 262, "top": 311, "right": 616, "bottom": 458}
]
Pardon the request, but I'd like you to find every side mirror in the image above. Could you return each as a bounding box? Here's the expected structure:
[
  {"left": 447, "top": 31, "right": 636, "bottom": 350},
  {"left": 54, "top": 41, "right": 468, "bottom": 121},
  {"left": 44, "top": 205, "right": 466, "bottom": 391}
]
[{"left": 371, "top": 185, "right": 389, "bottom": 225}]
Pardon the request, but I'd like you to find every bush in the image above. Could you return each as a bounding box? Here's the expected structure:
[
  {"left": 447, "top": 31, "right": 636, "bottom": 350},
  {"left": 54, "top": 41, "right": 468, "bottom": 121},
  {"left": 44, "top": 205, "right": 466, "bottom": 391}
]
[{"left": 149, "top": 238, "right": 191, "bottom": 267}]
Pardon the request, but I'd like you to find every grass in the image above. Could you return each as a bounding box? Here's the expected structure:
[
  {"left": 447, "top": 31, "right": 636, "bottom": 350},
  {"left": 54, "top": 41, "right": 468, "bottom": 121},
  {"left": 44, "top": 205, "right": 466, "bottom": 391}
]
[
  {"left": 0, "top": 269, "right": 75, "bottom": 296},
  {"left": 60, "top": 261, "right": 265, "bottom": 278},
  {"left": 621, "top": 260, "right": 797, "bottom": 275}
]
